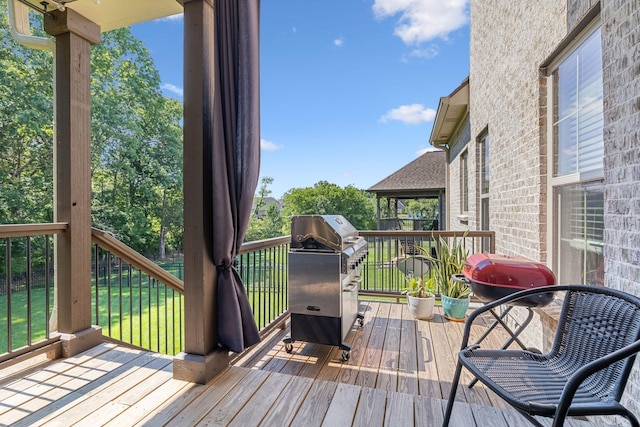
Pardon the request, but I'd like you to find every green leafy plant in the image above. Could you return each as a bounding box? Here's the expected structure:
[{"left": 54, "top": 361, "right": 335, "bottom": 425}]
[
  {"left": 401, "top": 277, "right": 435, "bottom": 299},
  {"left": 418, "top": 232, "right": 471, "bottom": 299}
]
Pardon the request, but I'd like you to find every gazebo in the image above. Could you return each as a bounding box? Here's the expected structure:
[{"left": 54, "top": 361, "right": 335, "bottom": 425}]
[{"left": 367, "top": 150, "right": 446, "bottom": 231}]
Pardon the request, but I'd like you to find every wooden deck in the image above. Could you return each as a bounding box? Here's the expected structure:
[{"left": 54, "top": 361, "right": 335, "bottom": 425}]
[{"left": 0, "top": 301, "right": 597, "bottom": 426}]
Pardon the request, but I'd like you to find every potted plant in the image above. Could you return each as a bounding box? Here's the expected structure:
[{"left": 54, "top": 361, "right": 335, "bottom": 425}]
[
  {"left": 401, "top": 276, "right": 436, "bottom": 320},
  {"left": 420, "top": 232, "right": 471, "bottom": 321}
]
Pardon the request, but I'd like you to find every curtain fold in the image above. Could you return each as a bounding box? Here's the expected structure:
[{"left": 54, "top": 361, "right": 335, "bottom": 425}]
[{"left": 210, "top": 0, "right": 261, "bottom": 353}]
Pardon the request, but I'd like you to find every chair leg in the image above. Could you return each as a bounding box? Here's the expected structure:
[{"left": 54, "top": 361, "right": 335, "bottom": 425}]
[
  {"left": 442, "top": 361, "right": 464, "bottom": 427},
  {"left": 621, "top": 407, "right": 640, "bottom": 427}
]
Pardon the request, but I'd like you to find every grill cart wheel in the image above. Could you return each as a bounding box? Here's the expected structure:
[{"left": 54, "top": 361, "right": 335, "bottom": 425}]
[
  {"left": 339, "top": 342, "right": 352, "bottom": 362},
  {"left": 283, "top": 337, "right": 294, "bottom": 354},
  {"left": 357, "top": 313, "right": 364, "bottom": 327}
]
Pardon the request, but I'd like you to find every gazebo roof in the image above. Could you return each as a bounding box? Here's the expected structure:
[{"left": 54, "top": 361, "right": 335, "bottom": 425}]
[{"left": 367, "top": 150, "right": 446, "bottom": 198}]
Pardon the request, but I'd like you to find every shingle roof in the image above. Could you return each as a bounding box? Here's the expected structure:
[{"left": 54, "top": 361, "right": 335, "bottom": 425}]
[{"left": 367, "top": 150, "right": 446, "bottom": 195}]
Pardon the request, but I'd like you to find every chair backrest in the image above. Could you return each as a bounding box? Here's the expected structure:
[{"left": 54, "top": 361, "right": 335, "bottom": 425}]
[{"left": 550, "top": 286, "right": 640, "bottom": 402}]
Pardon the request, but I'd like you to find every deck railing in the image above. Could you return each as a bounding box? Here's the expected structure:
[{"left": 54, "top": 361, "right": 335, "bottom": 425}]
[
  {"left": 237, "top": 236, "right": 290, "bottom": 335},
  {"left": 0, "top": 223, "right": 67, "bottom": 365},
  {"left": 90, "top": 229, "right": 290, "bottom": 355},
  {"left": 359, "top": 230, "right": 495, "bottom": 297},
  {"left": 91, "top": 228, "right": 186, "bottom": 355},
  {"left": 1, "top": 226, "right": 493, "bottom": 362}
]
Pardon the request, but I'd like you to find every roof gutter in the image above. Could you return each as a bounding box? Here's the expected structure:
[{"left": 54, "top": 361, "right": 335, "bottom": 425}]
[
  {"left": 430, "top": 97, "right": 452, "bottom": 150},
  {"left": 428, "top": 77, "right": 469, "bottom": 150},
  {"left": 7, "top": 0, "right": 56, "bottom": 52}
]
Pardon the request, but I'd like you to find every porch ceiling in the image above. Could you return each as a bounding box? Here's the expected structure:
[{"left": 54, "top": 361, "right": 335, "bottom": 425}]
[{"left": 22, "top": 0, "right": 183, "bottom": 32}]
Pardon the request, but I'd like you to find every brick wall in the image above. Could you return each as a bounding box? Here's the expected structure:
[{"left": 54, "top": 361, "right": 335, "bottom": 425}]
[
  {"left": 601, "top": 0, "right": 640, "bottom": 419},
  {"left": 469, "top": 1, "right": 566, "bottom": 261},
  {"left": 567, "top": 0, "right": 600, "bottom": 27},
  {"left": 467, "top": 0, "right": 566, "bottom": 361},
  {"left": 465, "top": 1, "right": 640, "bottom": 424}
]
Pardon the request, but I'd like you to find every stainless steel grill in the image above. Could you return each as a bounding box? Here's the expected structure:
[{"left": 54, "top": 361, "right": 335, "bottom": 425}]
[{"left": 283, "top": 215, "right": 367, "bottom": 361}]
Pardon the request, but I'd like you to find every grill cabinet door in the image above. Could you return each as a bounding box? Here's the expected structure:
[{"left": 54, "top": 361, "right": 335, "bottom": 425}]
[{"left": 289, "top": 252, "right": 341, "bottom": 318}]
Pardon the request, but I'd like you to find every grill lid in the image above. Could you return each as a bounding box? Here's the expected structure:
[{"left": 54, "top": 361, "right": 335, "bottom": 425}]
[
  {"left": 462, "top": 253, "right": 556, "bottom": 289},
  {"left": 290, "top": 215, "right": 362, "bottom": 253}
]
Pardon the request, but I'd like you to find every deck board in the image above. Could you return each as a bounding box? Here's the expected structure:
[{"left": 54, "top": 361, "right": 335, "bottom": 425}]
[
  {"left": 0, "top": 300, "right": 600, "bottom": 427},
  {"left": 352, "top": 387, "right": 387, "bottom": 427},
  {"left": 258, "top": 374, "right": 314, "bottom": 426},
  {"left": 227, "top": 370, "right": 293, "bottom": 427},
  {"left": 321, "top": 382, "right": 361, "bottom": 426}
]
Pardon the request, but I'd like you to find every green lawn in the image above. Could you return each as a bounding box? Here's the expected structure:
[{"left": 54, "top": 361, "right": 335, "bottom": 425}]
[
  {"left": 0, "top": 286, "right": 53, "bottom": 354},
  {"left": 2, "top": 277, "right": 288, "bottom": 356}
]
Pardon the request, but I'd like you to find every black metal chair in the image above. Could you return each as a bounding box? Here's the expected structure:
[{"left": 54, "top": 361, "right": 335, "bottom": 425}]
[{"left": 443, "top": 285, "right": 640, "bottom": 427}]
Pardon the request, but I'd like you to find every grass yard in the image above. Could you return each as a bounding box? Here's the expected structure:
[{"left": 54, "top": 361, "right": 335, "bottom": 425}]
[
  {"left": 2, "top": 277, "right": 289, "bottom": 356},
  {"left": 0, "top": 286, "right": 53, "bottom": 354}
]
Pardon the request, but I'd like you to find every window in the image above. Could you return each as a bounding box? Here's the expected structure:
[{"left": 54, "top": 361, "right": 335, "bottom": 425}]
[
  {"left": 478, "top": 131, "right": 490, "bottom": 251},
  {"left": 460, "top": 150, "right": 469, "bottom": 213},
  {"left": 549, "top": 25, "right": 603, "bottom": 286},
  {"left": 553, "top": 28, "right": 603, "bottom": 178},
  {"left": 480, "top": 132, "right": 489, "bottom": 197}
]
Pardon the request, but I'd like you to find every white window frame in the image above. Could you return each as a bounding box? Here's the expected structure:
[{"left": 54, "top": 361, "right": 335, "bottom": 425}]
[
  {"left": 460, "top": 150, "right": 469, "bottom": 214},
  {"left": 546, "top": 19, "right": 603, "bottom": 282}
]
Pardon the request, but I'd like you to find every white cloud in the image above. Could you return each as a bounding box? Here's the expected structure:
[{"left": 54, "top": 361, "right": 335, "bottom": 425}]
[
  {"left": 261, "top": 139, "right": 283, "bottom": 151},
  {"left": 334, "top": 37, "right": 345, "bottom": 47},
  {"left": 408, "top": 46, "right": 440, "bottom": 59},
  {"left": 373, "top": 0, "right": 469, "bottom": 44},
  {"left": 380, "top": 104, "right": 436, "bottom": 125},
  {"left": 161, "top": 83, "right": 184, "bottom": 97}
]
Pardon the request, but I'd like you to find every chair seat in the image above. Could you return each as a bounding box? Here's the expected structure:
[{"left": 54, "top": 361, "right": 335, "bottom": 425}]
[
  {"left": 460, "top": 348, "right": 619, "bottom": 417},
  {"left": 443, "top": 285, "right": 640, "bottom": 427}
]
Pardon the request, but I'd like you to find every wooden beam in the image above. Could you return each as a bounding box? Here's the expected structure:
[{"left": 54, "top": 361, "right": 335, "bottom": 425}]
[
  {"left": 44, "top": 8, "right": 102, "bottom": 356},
  {"left": 174, "top": 0, "right": 229, "bottom": 384}
]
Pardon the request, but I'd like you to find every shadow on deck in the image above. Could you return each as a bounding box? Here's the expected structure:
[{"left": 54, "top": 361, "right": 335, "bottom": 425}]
[{"left": 0, "top": 301, "right": 596, "bottom": 426}]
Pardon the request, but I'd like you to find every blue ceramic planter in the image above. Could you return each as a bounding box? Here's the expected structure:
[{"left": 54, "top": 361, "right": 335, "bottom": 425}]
[{"left": 441, "top": 295, "right": 470, "bottom": 320}]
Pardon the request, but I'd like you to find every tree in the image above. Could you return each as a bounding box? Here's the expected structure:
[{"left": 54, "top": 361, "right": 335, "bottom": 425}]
[
  {"left": 253, "top": 176, "right": 273, "bottom": 219},
  {"left": 404, "top": 199, "right": 439, "bottom": 220},
  {"left": 0, "top": 8, "right": 184, "bottom": 257},
  {"left": 245, "top": 177, "right": 285, "bottom": 242},
  {"left": 89, "top": 28, "right": 183, "bottom": 256},
  {"left": 282, "top": 181, "right": 376, "bottom": 231},
  {"left": 0, "top": 7, "right": 54, "bottom": 225}
]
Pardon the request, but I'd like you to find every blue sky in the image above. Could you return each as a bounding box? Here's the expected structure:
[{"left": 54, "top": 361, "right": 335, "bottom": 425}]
[{"left": 131, "top": 0, "right": 470, "bottom": 199}]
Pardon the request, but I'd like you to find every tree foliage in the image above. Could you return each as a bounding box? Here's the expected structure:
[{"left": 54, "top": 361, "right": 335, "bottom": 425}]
[
  {"left": 90, "top": 28, "right": 183, "bottom": 256},
  {"left": 0, "top": 8, "right": 54, "bottom": 224},
  {"left": 246, "top": 177, "right": 285, "bottom": 241},
  {"left": 282, "top": 181, "right": 376, "bottom": 231},
  {"left": 404, "top": 199, "right": 439, "bottom": 220},
  {"left": 0, "top": 8, "right": 183, "bottom": 257}
]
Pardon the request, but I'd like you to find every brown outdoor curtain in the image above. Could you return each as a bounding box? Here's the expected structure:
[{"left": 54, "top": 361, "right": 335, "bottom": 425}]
[{"left": 210, "top": 0, "right": 261, "bottom": 353}]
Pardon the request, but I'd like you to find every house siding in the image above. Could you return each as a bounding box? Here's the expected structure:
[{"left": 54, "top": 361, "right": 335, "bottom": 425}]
[
  {"left": 568, "top": 0, "right": 600, "bottom": 28},
  {"left": 469, "top": 0, "right": 566, "bottom": 261},
  {"left": 467, "top": 1, "right": 567, "bottom": 354},
  {"left": 601, "top": 0, "right": 640, "bottom": 418},
  {"left": 464, "top": 1, "right": 640, "bottom": 423}
]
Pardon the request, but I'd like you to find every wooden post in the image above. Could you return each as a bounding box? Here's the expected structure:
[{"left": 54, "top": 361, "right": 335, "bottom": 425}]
[
  {"left": 44, "top": 9, "right": 102, "bottom": 357},
  {"left": 173, "top": 0, "right": 229, "bottom": 384}
]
